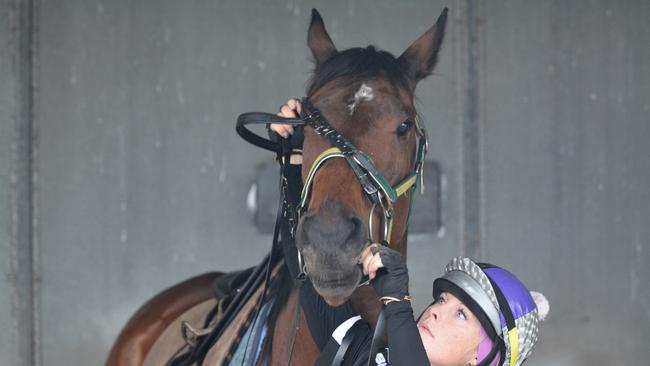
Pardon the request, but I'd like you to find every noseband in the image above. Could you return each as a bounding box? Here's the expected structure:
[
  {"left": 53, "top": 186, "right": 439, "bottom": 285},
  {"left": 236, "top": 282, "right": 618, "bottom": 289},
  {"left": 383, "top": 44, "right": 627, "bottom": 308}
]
[{"left": 237, "top": 97, "right": 428, "bottom": 246}]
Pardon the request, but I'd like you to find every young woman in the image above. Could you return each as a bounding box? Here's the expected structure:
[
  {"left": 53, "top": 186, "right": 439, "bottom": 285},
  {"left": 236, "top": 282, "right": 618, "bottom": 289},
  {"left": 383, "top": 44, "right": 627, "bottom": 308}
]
[
  {"left": 270, "top": 101, "right": 549, "bottom": 366},
  {"left": 296, "top": 243, "right": 548, "bottom": 366}
]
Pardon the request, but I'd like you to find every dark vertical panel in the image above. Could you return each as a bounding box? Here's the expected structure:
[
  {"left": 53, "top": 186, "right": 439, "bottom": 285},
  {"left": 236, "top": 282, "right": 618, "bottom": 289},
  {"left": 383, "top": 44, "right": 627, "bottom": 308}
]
[
  {"left": 462, "top": 0, "right": 483, "bottom": 258},
  {"left": 0, "top": 0, "right": 36, "bottom": 365}
]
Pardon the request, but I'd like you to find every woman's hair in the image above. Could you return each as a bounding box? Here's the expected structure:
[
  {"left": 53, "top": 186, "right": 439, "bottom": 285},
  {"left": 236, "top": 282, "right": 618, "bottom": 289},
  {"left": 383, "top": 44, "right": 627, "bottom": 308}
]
[{"left": 476, "top": 327, "right": 500, "bottom": 366}]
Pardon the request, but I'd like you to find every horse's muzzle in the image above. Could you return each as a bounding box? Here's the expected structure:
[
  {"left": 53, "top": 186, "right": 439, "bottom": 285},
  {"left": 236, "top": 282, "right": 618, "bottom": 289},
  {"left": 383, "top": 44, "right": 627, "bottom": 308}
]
[{"left": 295, "top": 200, "right": 368, "bottom": 305}]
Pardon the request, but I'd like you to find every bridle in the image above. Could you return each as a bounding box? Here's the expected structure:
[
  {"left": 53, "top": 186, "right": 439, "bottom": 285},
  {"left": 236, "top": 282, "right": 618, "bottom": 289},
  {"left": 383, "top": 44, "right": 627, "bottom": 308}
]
[
  {"left": 183, "top": 96, "right": 430, "bottom": 366},
  {"left": 169, "top": 96, "right": 428, "bottom": 366},
  {"left": 237, "top": 97, "right": 429, "bottom": 248},
  {"left": 237, "top": 97, "right": 429, "bottom": 366}
]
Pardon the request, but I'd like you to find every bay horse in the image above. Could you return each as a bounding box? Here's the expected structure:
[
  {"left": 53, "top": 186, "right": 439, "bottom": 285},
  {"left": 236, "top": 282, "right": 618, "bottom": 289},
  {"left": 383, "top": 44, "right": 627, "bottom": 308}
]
[{"left": 106, "top": 8, "right": 447, "bottom": 365}]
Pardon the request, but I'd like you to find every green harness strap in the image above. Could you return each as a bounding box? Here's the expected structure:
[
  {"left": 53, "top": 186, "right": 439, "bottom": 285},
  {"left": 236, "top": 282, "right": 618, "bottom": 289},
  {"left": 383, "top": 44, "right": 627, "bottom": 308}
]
[{"left": 298, "top": 135, "right": 427, "bottom": 244}]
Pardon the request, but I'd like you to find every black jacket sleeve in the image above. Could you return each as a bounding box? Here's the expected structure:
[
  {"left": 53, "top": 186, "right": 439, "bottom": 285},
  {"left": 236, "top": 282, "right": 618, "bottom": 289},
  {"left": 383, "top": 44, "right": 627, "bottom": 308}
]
[
  {"left": 298, "top": 279, "right": 429, "bottom": 365},
  {"left": 383, "top": 301, "right": 430, "bottom": 366}
]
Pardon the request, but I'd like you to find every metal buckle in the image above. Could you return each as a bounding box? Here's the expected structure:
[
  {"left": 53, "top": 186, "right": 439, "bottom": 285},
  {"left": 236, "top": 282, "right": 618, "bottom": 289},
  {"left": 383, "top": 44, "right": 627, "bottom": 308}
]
[
  {"left": 368, "top": 201, "right": 379, "bottom": 243},
  {"left": 368, "top": 191, "right": 391, "bottom": 244},
  {"left": 377, "top": 192, "right": 390, "bottom": 241},
  {"left": 296, "top": 250, "right": 308, "bottom": 281}
]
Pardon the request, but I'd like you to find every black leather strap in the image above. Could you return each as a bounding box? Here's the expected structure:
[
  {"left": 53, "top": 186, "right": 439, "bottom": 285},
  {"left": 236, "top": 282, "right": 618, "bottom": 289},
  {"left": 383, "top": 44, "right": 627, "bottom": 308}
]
[
  {"left": 477, "top": 263, "right": 513, "bottom": 366},
  {"left": 366, "top": 310, "right": 387, "bottom": 366},
  {"left": 332, "top": 320, "right": 366, "bottom": 366},
  {"left": 301, "top": 104, "right": 355, "bottom": 154},
  {"left": 169, "top": 141, "right": 296, "bottom": 366},
  {"left": 285, "top": 281, "right": 304, "bottom": 365},
  {"left": 238, "top": 145, "right": 291, "bottom": 365},
  {"left": 166, "top": 251, "right": 271, "bottom": 366},
  {"left": 300, "top": 100, "right": 381, "bottom": 204},
  {"left": 236, "top": 112, "right": 305, "bottom": 153}
]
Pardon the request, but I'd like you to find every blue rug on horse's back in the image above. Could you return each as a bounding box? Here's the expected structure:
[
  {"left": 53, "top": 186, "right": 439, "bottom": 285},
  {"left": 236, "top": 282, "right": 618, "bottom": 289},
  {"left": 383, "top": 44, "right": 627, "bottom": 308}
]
[{"left": 228, "top": 298, "right": 276, "bottom": 365}]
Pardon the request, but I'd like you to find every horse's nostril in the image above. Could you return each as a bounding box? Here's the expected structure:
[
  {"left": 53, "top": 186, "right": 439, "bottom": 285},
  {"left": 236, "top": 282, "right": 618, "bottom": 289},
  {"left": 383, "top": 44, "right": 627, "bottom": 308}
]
[
  {"left": 296, "top": 214, "right": 314, "bottom": 249},
  {"left": 345, "top": 216, "right": 364, "bottom": 245},
  {"left": 296, "top": 201, "right": 368, "bottom": 255}
]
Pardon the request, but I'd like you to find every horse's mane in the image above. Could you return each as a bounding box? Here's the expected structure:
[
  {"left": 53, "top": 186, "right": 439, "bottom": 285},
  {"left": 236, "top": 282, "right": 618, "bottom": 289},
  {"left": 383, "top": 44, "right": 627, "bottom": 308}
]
[{"left": 307, "top": 46, "right": 411, "bottom": 96}]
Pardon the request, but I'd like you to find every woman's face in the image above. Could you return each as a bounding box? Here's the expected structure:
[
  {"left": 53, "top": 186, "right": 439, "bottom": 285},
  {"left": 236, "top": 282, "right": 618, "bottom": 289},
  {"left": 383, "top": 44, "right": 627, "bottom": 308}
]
[{"left": 417, "top": 292, "right": 484, "bottom": 366}]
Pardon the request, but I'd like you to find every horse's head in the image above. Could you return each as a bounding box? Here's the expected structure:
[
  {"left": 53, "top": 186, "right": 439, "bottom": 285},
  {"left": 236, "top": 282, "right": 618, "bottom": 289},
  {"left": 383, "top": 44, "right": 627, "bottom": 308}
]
[{"left": 295, "top": 9, "right": 447, "bottom": 306}]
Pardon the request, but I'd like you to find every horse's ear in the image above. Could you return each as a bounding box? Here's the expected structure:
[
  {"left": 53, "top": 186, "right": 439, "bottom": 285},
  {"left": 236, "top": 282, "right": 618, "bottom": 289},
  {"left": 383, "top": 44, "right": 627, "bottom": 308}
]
[
  {"left": 308, "top": 9, "right": 338, "bottom": 69},
  {"left": 398, "top": 8, "right": 448, "bottom": 84}
]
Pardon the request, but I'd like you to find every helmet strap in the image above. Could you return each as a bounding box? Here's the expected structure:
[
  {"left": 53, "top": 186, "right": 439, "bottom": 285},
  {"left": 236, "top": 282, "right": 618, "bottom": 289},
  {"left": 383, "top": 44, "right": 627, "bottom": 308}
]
[
  {"left": 483, "top": 269, "right": 519, "bottom": 366},
  {"left": 475, "top": 337, "right": 505, "bottom": 366}
]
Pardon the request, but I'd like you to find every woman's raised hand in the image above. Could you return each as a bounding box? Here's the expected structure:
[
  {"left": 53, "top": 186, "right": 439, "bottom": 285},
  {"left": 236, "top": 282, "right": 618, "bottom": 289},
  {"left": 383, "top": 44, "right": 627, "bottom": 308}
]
[
  {"left": 270, "top": 98, "right": 302, "bottom": 138},
  {"left": 359, "top": 243, "right": 410, "bottom": 301}
]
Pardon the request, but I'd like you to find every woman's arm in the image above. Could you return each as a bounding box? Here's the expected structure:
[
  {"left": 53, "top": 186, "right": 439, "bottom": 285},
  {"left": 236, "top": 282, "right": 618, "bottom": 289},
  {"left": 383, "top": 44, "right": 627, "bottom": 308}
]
[
  {"left": 383, "top": 301, "right": 429, "bottom": 365},
  {"left": 363, "top": 245, "right": 430, "bottom": 365}
]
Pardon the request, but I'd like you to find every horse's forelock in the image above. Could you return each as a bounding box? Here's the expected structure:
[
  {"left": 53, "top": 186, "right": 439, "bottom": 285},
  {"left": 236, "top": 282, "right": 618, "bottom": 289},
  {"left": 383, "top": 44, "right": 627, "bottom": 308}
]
[{"left": 307, "top": 46, "right": 412, "bottom": 98}]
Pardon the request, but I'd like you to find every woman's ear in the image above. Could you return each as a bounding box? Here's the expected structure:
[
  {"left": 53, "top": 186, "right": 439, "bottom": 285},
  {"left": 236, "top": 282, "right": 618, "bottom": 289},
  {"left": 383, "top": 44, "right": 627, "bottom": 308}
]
[{"left": 467, "top": 341, "right": 480, "bottom": 366}]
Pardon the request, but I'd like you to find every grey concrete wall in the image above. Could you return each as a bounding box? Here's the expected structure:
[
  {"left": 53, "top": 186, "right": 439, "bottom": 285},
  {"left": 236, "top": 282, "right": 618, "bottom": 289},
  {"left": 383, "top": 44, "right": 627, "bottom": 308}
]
[
  {"left": 0, "top": 0, "right": 648, "bottom": 365},
  {"left": 481, "top": 2, "right": 650, "bottom": 364}
]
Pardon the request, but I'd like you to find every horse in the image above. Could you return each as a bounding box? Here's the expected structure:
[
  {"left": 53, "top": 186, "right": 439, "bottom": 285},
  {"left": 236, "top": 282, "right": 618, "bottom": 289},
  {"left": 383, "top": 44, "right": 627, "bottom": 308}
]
[{"left": 106, "top": 8, "right": 447, "bottom": 365}]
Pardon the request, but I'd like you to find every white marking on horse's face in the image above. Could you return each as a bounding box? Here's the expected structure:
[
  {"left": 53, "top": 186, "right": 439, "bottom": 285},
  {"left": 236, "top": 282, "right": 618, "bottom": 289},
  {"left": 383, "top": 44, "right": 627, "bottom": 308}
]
[{"left": 348, "top": 83, "right": 374, "bottom": 115}]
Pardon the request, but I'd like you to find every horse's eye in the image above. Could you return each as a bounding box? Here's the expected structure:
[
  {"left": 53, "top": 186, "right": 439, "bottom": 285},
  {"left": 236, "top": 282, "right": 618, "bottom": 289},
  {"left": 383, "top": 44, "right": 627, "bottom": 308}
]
[{"left": 396, "top": 120, "right": 413, "bottom": 137}]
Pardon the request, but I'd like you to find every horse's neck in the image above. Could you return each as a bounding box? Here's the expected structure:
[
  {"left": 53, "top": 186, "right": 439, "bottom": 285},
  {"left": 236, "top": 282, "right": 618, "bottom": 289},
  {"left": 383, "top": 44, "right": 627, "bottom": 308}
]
[
  {"left": 270, "top": 235, "right": 408, "bottom": 365},
  {"left": 349, "top": 286, "right": 381, "bottom": 328},
  {"left": 394, "top": 234, "right": 408, "bottom": 257}
]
